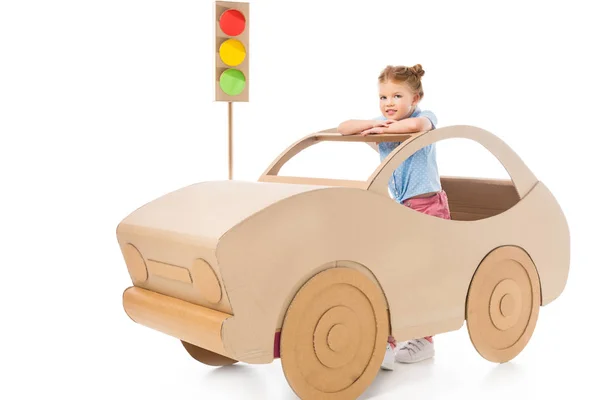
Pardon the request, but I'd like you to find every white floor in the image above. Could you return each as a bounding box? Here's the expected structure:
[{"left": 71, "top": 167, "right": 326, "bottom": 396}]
[{"left": 3, "top": 273, "right": 593, "bottom": 400}]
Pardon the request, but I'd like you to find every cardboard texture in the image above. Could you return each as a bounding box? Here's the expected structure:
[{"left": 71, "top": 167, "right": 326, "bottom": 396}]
[
  {"left": 117, "top": 125, "right": 570, "bottom": 399},
  {"left": 181, "top": 340, "right": 238, "bottom": 366},
  {"left": 466, "top": 246, "right": 541, "bottom": 363}
]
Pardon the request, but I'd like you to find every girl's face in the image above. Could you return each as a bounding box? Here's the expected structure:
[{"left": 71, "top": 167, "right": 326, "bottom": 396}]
[{"left": 378, "top": 80, "right": 419, "bottom": 120}]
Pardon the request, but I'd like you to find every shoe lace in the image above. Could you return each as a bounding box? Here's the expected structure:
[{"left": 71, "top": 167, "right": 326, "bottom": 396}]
[{"left": 399, "top": 339, "right": 426, "bottom": 354}]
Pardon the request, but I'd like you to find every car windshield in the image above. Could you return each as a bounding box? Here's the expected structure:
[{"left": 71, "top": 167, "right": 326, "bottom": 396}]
[{"left": 277, "top": 140, "right": 382, "bottom": 182}]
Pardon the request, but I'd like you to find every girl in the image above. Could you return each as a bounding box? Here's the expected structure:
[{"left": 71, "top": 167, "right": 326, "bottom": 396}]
[{"left": 337, "top": 64, "right": 451, "bottom": 371}]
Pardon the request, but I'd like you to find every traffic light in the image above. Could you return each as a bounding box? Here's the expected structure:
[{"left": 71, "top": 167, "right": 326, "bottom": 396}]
[{"left": 215, "top": 1, "right": 249, "bottom": 102}]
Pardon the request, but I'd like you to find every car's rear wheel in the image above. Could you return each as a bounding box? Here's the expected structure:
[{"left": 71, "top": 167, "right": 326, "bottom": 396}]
[
  {"left": 181, "top": 340, "right": 238, "bottom": 366},
  {"left": 466, "top": 246, "right": 541, "bottom": 363},
  {"left": 280, "top": 267, "right": 388, "bottom": 400}
]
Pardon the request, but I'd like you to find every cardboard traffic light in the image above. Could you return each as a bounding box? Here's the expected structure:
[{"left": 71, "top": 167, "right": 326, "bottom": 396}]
[{"left": 215, "top": 1, "right": 249, "bottom": 102}]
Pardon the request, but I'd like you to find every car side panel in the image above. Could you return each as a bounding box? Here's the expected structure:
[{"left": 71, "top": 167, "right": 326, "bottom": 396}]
[
  {"left": 214, "top": 187, "right": 471, "bottom": 362},
  {"left": 214, "top": 182, "right": 569, "bottom": 363}
]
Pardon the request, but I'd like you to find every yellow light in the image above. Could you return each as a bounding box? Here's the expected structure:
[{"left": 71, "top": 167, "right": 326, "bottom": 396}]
[{"left": 219, "top": 39, "right": 246, "bottom": 67}]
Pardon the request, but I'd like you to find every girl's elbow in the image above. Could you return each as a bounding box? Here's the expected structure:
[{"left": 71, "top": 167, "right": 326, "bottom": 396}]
[
  {"left": 417, "top": 117, "right": 432, "bottom": 131},
  {"left": 401, "top": 119, "right": 422, "bottom": 132},
  {"left": 337, "top": 122, "right": 351, "bottom": 135}
]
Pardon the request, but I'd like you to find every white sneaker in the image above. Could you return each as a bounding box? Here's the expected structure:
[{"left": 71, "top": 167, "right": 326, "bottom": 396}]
[
  {"left": 381, "top": 342, "right": 396, "bottom": 370},
  {"left": 395, "top": 338, "right": 434, "bottom": 363}
]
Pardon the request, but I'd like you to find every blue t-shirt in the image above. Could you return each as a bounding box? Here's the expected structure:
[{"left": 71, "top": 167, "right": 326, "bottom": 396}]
[{"left": 374, "top": 108, "right": 441, "bottom": 204}]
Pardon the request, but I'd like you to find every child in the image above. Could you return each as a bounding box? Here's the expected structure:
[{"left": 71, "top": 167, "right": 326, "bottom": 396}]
[{"left": 337, "top": 64, "right": 451, "bottom": 371}]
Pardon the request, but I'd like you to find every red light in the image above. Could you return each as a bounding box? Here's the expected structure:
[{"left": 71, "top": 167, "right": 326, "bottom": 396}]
[{"left": 219, "top": 9, "right": 245, "bottom": 36}]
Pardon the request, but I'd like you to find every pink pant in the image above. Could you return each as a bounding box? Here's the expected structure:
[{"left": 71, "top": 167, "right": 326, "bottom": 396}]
[{"left": 403, "top": 190, "right": 451, "bottom": 220}]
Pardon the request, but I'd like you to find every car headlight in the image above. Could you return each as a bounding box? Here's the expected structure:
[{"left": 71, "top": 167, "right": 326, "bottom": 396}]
[
  {"left": 191, "top": 258, "right": 222, "bottom": 304},
  {"left": 122, "top": 243, "right": 148, "bottom": 283}
]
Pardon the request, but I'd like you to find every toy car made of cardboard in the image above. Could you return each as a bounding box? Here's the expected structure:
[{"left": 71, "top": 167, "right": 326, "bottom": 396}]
[{"left": 117, "top": 125, "right": 569, "bottom": 400}]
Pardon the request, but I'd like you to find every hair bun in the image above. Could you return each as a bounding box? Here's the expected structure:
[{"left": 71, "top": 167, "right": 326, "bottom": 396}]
[{"left": 411, "top": 64, "right": 425, "bottom": 78}]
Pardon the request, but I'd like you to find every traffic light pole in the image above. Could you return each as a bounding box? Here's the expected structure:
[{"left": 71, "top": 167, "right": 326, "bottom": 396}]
[
  {"left": 228, "top": 101, "right": 233, "bottom": 180},
  {"left": 216, "top": 1, "right": 249, "bottom": 181}
]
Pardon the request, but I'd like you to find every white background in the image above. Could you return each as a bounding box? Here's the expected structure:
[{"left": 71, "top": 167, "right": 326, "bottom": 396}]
[{"left": 1, "top": 0, "right": 598, "bottom": 399}]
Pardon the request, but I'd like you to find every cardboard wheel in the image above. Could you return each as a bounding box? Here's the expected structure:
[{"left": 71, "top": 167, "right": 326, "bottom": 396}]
[
  {"left": 466, "top": 246, "right": 541, "bottom": 363},
  {"left": 181, "top": 340, "right": 238, "bottom": 366},
  {"left": 280, "top": 267, "right": 388, "bottom": 399}
]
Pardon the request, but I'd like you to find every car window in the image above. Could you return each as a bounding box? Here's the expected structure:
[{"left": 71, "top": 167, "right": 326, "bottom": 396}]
[
  {"left": 435, "top": 138, "right": 520, "bottom": 221},
  {"left": 275, "top": 136, "right": 522, "bottom": 222},
  {"left": 436, "top": 138, "right": 512, "bottom": 180},
  {"left": 277, "top": 141, "right": 381, "bottom": 182}
]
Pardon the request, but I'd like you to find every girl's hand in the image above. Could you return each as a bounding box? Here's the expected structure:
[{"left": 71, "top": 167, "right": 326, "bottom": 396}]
[
  {"left": 372, "top": 119, "right": 395, "bottom": 127},
  {"left": 361, "top": 126, "right": 387, "bottom": 136}
]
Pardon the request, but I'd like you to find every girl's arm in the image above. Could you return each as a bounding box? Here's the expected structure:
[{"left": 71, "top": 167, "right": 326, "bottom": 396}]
[
  {"left": 360, "top": 117, "right": 432, "bottom": 136},
  {"left": 338, "top": 119, "right": 382, "bottom": 152},
  {"left": 337, "top": 119, "right": 379, "bottom": 135},
  {"left": 385, "top": 117, "right": 432, "bottom": 134}
]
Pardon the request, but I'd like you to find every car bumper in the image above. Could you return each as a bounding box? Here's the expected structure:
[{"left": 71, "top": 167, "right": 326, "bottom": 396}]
[{"left": 122, "top": 286, "right": 234, "bottom": 359}]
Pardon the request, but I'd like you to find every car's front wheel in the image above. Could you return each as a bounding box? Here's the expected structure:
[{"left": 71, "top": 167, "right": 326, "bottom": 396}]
[
  {"left": 181, "top": 340, "right": 238, "bottom": 366},
  {"left": 280, "top": 267, "right": 389, "bottom": 399},
  {"left": 466, "top": 246, "right": 541, "bottom": 363}
]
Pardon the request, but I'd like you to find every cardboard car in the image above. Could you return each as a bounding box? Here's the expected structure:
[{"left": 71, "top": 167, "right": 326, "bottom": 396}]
[{"left": 117, "top": 125, "right": 569, "bottom": 400}]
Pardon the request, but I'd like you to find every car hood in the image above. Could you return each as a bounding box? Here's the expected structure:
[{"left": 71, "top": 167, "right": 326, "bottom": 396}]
[{"left": 117, "top": 180, "right": 327, "bottom": 249}]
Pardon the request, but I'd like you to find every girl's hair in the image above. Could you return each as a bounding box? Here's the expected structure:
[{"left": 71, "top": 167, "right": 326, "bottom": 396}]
[{"left": 378, "top": 64, "right": 425, "bottom": 99}]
